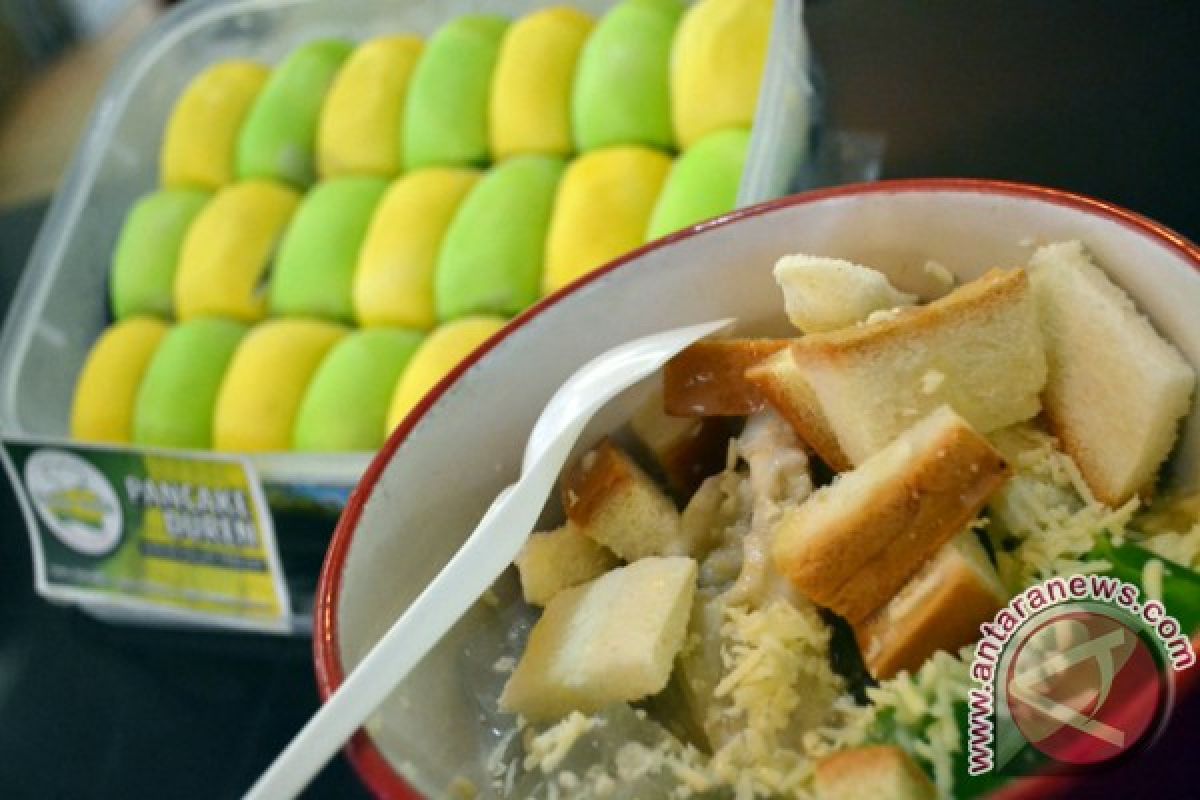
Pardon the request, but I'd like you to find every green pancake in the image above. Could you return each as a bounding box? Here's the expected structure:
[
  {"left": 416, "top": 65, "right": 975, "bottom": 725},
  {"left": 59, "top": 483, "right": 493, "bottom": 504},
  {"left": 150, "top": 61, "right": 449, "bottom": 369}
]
[
  {"left": 292, "top": 328, "right": 424, "bottom": 452},
  {"left": 236, "top": 39, "right": 353, "bottom": 187},
  {"left": 435, "top": 155, "right": 564, "bottom": 320},
  {"left": 572, "top": 0, "right": 684, "bottom": 152},
  {"left": 646, "top": 127, "right": 750, "bottom": 240},
  {"left": 132, "top": 318, "right": 249, "bottom": 449},
  {"left": 269, "top": 176, "right": 388, "bottom": 322},
  {"left": 109, "top": 190, "right": 210, "bottom": 319},
  {"left": 402, "top": 15, "right": 509, "bottom": 169}
]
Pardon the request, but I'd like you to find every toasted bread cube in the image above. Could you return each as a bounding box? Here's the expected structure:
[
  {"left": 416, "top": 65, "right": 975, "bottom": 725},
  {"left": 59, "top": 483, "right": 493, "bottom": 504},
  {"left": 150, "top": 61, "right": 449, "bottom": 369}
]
[
  {"left": 515, "top": 523, "right": 619, "bottom": 607},
  {"left": 746, "top": 349, "right": 853, "bottom": 471},
  {"left": 855, "top": 532, "right": 1008, "bottom": 680},
  {"left": 774, "top": 254, "right": 916, "bottom": 334},
  {"left": 772, "top": 406, "right": 1010, "bottom": 623},
  {"left": 815, "top": 746, "right": 937, "bottom": 800},
  {"left": 630, "top": 390, "right": 734, "bottom": 497},
  {"left": 499, "top": 556, "right": 698, "bottom": 721},
  {"left": 562, "top": 439, "right": 685, "bottom": 560},
  {"left": 663, "top": 339, "right": 789, "bottom": 417},
  {"left": 786, "top": 268, "right": 1046, "bottom": 466},
  {"left": 1029, "top": 241, "right": 1195, "bottom": 506}
]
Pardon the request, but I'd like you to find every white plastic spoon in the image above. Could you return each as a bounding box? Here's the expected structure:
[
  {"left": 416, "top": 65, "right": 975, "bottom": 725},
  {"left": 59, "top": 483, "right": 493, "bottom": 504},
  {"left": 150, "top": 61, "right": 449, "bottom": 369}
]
[{"left": 246, "top": 318, "right": 733, "bottom": 800}]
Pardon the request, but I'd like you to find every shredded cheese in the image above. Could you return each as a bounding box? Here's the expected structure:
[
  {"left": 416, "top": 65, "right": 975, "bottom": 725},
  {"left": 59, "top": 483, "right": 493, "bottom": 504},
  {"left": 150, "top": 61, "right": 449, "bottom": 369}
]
[
  {"left": 1130, "top": 492, "right": 1200, "bottom": 570},
  {"left": 695, "top": 599, "right": 841, "bottom": 798},
  {"left": 484, "top": 421, "right": 1198, "bottom": 799},
  {"left": 524, "top": 712, "right": 598, "bottom": 773},
  {"left": 614, "top": 741, "right": 670, "bottom": 782},
  {"left": 446, "top": 776, "right": 478, "bottom": 799},
  {"left": 1141, "top": 526, "right": 1200, "bottom": 569},
  {"left": 818, "top": 648, "right": 971, "bottom": 796},
  {"left": 501, "top": 599, "right": 841, "bottom": 798},
  {"left": 987, "top": 425, "right": 1134, "bottom": 590}
]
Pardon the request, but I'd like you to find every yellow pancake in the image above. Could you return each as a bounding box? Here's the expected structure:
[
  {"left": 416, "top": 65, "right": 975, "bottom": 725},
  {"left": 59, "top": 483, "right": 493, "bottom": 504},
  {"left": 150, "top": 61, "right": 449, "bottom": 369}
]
[
  {"left": 385, "top": 316, "right": 507, "bottom": 431},
  {"left": 670, "top": 0, "right": 772, "bottom": 149},
  {"left": 490, "top": 7, "right": 593, "bottom": 160},
  {"left": 212, "top": 319, "right": 347, "bottom": 452},
  {"left": 354, "top": 168, "right": 480, "bottom": 329},
  {"left": 317, "top": 36, "right": 424, "bottom": 178},
  {"left": 543, "top": 146, "right": 671, "bottom": 294},
  {"left": 161, "top": 61, "right": 270, "bottom": 189},
  {"left": 70, "top": 318, "right": 169, "bottom": 443},
  {"left": 174, "top": 181, "right": 300, "bottom": 322}
]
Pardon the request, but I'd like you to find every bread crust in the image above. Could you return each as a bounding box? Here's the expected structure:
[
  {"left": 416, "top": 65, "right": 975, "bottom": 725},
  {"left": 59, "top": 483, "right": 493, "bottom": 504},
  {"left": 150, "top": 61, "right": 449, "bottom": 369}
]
[
  {"left": 1045, "top": 408, "right": 1123, "bottom": 506},
  {"left": 774, "top": 267, "right": 1044, "bottom": 467},
  {"left": 629, "top": 393, "right": 736, "bottom": 498},
  {"left": 561, "top": 438, "right": 683, "bottom": 560},
  {"left": 663, "top": 339, "right": 789, "bottom": 416},
  {"left": 814, "top": 745, "right": 936, "bottom": 800},
  {"left": 773, "top": 410, "right": 1010, "bottom": 623},
  {"left": 562, "top": 438, "right": 635, "bottom": 526},
  {"left": 789, "top": 268, "right": 1027, "bottom": 363},
  {"left": 745, "top": 350, "right": 852, "bottom": 471},
  {"left": 855, "top": 541, "right": 1007, "bottom": 679},
  {"left": 654, "top": 417, "right": 737, "bottom": 498},
  {"left": 1029, "top": 240, "right": 1196, "bottom": 506}
]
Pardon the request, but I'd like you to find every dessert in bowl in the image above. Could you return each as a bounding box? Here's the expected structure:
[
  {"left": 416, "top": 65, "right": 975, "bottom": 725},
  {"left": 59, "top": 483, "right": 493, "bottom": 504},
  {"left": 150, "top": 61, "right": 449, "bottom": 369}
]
[{"left": 314, "top": 179, "right": 1200, "bottom": 798}]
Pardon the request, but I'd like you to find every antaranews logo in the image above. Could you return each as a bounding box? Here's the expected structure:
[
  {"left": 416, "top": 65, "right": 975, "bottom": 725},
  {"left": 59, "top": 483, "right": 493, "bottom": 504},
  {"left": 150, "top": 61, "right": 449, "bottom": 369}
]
[{"left": 967, "top": 574, "right": 1195, "bottom": 776}]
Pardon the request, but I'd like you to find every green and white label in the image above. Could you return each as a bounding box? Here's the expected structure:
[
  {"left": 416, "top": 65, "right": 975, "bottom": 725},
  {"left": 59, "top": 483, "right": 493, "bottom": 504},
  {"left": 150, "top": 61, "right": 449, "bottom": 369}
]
[{"left": 1, "top": 437, "right": 291, "bottom": 632}]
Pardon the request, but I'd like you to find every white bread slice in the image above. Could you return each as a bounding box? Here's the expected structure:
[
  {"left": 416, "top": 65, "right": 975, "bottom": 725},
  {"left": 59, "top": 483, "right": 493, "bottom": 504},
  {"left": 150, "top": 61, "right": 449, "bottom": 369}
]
[
  {"left": 1028, "top": 241, "right": 1195, "bottom": 506},
  {"left": 499, "top": 556, "right": 698, "bottom": 721},
  {"left": 855, "top": 532, "right": 1008, "bottom": 680},
  {"left": 562, "top": 439, "right": 686, "bottom": 560},
  {"left": 746, "top": 349, "right": 853, "bottom": 471},
  {"left": 514, "top": 523, "right": 619, "bottom": 607},
  {"left": 772, "top": 406, "right": 1010, "bottom": 623},
  {"left": 786, "top": 268, "right": 1046, "bottom": 466},
  {"left": 814, "top": 745, "right": 937, "bottom": 800},
  {"left": 774, "top": 254, "right": 917, "bottom": 334},
  {"left": 630, "top": 390, "right": 734, "bottom": 497},
  {"left": 662, "top": 339, "right": 789, "bottom": 416}
]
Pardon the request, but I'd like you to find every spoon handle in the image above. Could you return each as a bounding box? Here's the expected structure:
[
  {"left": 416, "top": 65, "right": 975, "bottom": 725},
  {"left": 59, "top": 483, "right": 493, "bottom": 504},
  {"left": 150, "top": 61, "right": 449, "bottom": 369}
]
[
  {"left": 244, "top": 469, "right": 552, "bottom": 800},
  {"left": 245, "top": 319, "right": 732, "bottom": 799}
]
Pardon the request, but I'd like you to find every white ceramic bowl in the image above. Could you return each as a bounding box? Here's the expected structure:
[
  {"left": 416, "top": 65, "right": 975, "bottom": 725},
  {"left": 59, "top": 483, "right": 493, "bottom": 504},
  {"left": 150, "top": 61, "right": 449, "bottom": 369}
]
[{"left": 314, "top": 179, "right": 1200, "bottom": 798}]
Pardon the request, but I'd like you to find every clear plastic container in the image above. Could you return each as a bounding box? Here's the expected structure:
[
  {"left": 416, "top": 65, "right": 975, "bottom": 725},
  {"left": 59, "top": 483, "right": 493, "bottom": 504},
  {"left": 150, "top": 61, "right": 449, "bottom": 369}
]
[{"left": 0, "top": 0, "right": 815, "bottom": 624}]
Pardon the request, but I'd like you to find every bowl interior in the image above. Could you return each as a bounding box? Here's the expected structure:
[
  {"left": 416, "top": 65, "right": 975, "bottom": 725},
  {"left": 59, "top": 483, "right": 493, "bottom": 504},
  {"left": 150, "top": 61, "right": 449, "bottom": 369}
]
[{"left": 320, "top": 181, "right": 1200, "bottom": 797}]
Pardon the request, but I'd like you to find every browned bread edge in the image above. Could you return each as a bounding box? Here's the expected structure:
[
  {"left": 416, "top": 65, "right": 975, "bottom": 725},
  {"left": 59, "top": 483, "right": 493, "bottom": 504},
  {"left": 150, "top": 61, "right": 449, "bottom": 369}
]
[
  {"left": 773, "top": 414, "right": 1010, "bottom": 623},
  {"left": 745, "top": 351, "right": 853, "bottom": 471},
  {"left": 854, "top": 543, "right": 1007, "bottom": 679},
  {"left": 663, "top": 339, "right": 790, "bottom": 417}
]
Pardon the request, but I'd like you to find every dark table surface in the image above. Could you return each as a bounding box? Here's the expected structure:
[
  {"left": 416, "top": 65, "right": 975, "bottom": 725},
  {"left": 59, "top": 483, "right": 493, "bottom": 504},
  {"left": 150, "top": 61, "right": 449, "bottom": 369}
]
[{"left": 2, "top": 2, "right": 1200, "bottom": 798}]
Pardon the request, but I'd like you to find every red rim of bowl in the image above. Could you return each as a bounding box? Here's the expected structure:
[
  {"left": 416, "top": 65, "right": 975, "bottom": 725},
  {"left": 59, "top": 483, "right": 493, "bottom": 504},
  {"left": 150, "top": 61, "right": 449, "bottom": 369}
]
[{"left": 313, "top": 178, "right": 1200, "bottom": 800}]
